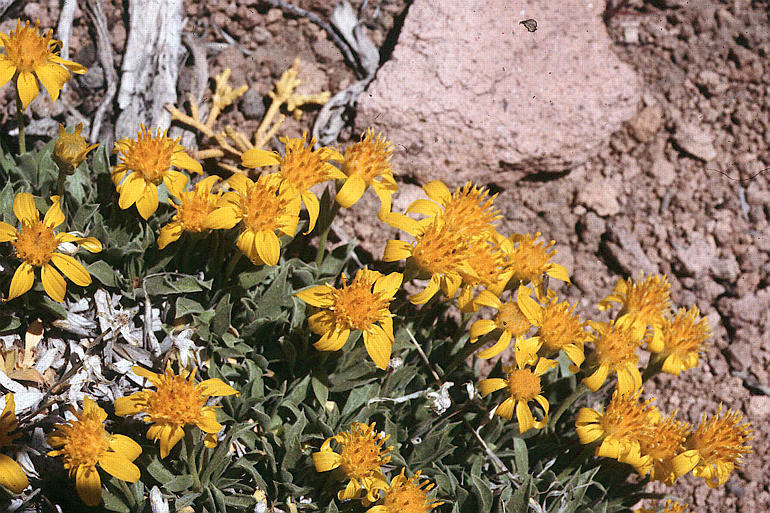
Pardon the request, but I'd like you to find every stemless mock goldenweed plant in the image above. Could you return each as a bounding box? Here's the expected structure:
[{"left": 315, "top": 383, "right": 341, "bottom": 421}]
[
  {"left": 364, "top": 469, "right": 443, "bottom": 513},
  {"left": 0, "top": 394, "right": 28, "bottom": 494}
]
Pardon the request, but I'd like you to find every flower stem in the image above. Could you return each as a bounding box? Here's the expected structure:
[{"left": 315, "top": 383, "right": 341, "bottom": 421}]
[
  {"left": 314, "top": 196, "right": 340, "bottom": 268},
  {"left": 15, "top": 87, "right": 26, "bottom": 155},
  {"left": 223, "top": 250, "right": 242, "bottom": 285},
  {"left": 642, "top": 352, "right": 665, "bottom": 382},
  {"left": 117, "top": 479, "right": 137, "bottom": 509},
  {"left": 548, "top": 382, "right": 589, "bottom": 431},
  {"left": 184, "top": 428, "right": 202, "bottom": 492},
  {"left": 56, "top": 170, "right": 67, "bottom": 197}
]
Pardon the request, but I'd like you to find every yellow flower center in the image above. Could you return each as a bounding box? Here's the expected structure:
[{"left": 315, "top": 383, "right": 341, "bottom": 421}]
[
  {"left": 495, "top": 302, "right": 530, "bottom": 336},
  {"left": 144, "top": 374, "right": 206, "bottom": 426},
  {"left": 621, "top": 276, "right": 670, "bottom": 325},
  {"left": 176, "top": 191, "right": 217, "bottom": 232},
  {"left": 13, "top": 220, "right": 58, "bottom": 266},
  {"left": 599, "top": 391, "right": 654, "bottom": 440},
  {"left": 332, "top": 275, "right": 391, "bottom": 331},
  {"left": 440, "top": 184, "right": 499, "bottom": 237},
  {"left": 539, "top": 301, "right": 586, "bottom": 354},
  {"left": 382, "top": 476, "right": 433, "bottom": 513},
  {"left": 505, "top": 368, "right": 541, "bottom": 402},
  {"left": 54, "top": 129, "right": 93, "bottom": 172},
  {"left": 662, "top": 308, "right": 710, "bottom": 358},
  {"left": 594, "top": 322, "right": 640, "bottom": 368},
  {"left": 464, "top": 241, "right": 509, "bottom": 287},
  {"left": 279, "top": 137, "right": 332, "bottom": 192},
  {"left": 509, "top": 234, "right": 556, "bottom": 280},
  {"left": 119, "top": 129, "right": 176, "bottom": 184},
  {"left": 57, "top": 415, "right": 109, "bottom": 470},
  {"left": 4, "top": 20, "right": 54, "bottom": 73},
  {"left": 342, "top": 130, "right": 392, "bottom": 182},
  {"left": 639, "top": 416, "right": 689, "bottom": 462},
  {"left": 241, "top": 180, "right": 288, "bottom": 232},
  {"left": 688, "top": 409, "right": 752, "bottom": 468},
  {"left": 338, "top": 424, "right": 390, "bottom": 479},
  {"left": 412, "top": 222, "right": 471, "bottom": 275}
]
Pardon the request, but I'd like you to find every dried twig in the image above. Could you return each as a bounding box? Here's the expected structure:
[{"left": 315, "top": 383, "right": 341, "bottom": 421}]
[
  {"left": 57, "top": 0, "right": 78, "bottom": 61},
  {"left": 85, "top": 0, "right": 118, "bottom": 143}
]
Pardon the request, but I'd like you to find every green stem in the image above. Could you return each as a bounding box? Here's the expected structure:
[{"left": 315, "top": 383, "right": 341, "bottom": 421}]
[
  {"left": 15, "top": 87, "right": 26, "bottom": 155},
  {"left": 548, "top": 382, "right": 589, "bottom": 431},
  {"left": 56, "top": 171, "right": 66, "bottom": 197},
  {"left": 117, "top": 479, "right": 137, "bottom": 509},
  {"left": 223, "top": 250, "right": 243, "bottom": 285},
  {"left": 642, "top": 352, "right": 665, "bottom": 382},
  {"left": 444, "top": 331, "right": 487, "bottom": 376},
  {"left": 184, "top": 428, "right": 202, "bottom": 492},
  {"left": 556, "top": 444, "right": 596, "bottom": 481},
  {"left": 314, "top": 200, "right": 341, "bottom": 268}
]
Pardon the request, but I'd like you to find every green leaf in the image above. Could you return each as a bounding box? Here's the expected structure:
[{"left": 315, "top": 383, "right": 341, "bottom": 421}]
[
  {"left": 86, "top": 260, "right": 120, "bottom": 287},
  {"left": 513, "top": 437, "right": 528, "bottom": 475},
  {"left": 212, "top": 293, "right": 232, "bottom": 336},
  {"left": 470, "top": 474, "right": 493, "bottom": 513},
  {"left": 101, "top": 486, "right": 131, "bottom": 513},
  {"left": 311, "top": 376, "right": 329, "bottom": 406},
  {"left": 145, "top": 456, "right": 175, "bottom": 485},
  {"left": 341, "top": 382, "right": 379, "bottom": 418},
  {"left": 176, "top": 296, "right": 205, "bottom": 317}
]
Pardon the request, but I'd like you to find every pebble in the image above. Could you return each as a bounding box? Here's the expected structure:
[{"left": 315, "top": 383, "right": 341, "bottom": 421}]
[
  {"left": 577, "top": 177, "right": 621, "bottom": 217},
  {"left": 674, "top": 122, "right": 718, "bottom": 161},
  {"left": 748, "top": 395, "right": 770, "bottom": 420},
  {"left": 650, "top": 156, "right": 676, "bottom": 186},
  {"left": 675, "top": 234, "right": 716, "bottom": 276},
  {"left": 239, "top": 87, "right": 266, "bottom": 119},
  {"left": 711, "top": 255, "right": 740, "bottom": 282},
  {"left": 628, "top": 104, "right": 663, "bottom": 142}
]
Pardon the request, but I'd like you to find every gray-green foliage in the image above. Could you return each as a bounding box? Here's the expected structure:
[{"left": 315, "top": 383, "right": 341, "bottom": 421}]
[{"left": 0, "top": 141, "right": 650, "bottom": 513}]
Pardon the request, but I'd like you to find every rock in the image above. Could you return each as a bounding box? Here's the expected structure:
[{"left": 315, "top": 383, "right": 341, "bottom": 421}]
[
  {"left": 239, "top": 87, "right": 266, "bottom": 120},
  {"left": 628, "top": 104, "right": 664, "bottom": 142},
  {"left": 577, "top": 177, "right": 621, "bottom": 217},
  {"left": 674, "top": 122, "right": 718, "bottom": 161},
  {"left": 312, "top": 36, "right": 342, "bottom": 64},
  {"left": 577, "top": 212, "right": 606, "bottom": 245},
  {"left": 748, "top": 395, "right": 770, "bottom": 421},
  {"left": 696, "top": 69, "right": 729, "bottom": 95},
  {"left": 675, "top": 234, "right": 716, "bottom": 276},
  {"left": 602, "top": 227, "right": 658, "bottom": 276},
  {"left": 215, "top": 47, "right": 249, "bottom": 88},
  {"left": 711, "top": 255, "right": 740, "bottom": 282},
  {"left": 357, "top": 0, "right": 641, "bottom": 187},
  {"left": 649, "top": 156, "right": 676, "bottom": 186},
  {"left": 78, "top": 65, "right": 104, "bottom": 90}
]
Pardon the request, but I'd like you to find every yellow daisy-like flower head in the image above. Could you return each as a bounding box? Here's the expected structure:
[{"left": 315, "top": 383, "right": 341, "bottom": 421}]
[
  {"left": 404, "top": 181, "right": 501, "bottom": 240},
  {"left": 636, "top": 500, "right": 692, "bottom": 513},
  {"left": 480, "top": 357, "right": 557, "bottom": 433},
  {"left": 575, "top": 388, "right": 658, "bottom": 463},
  {"left": 598, "top": 273, "right": 671, "bottom": 340},
  {"left": 0, "top": 394, "right": 29, "bottom": 494},
  {"left": 213, "top": 173, "right": 301, "bottom": 266},
  {"left": 0, "top": 193, "right": 102, "bottom": 302},
  {"left": 647, "top": 306, "right": 711, "bottom": 376},
  {"left": 157, "top": 176, "right": 234, "bottom": 249},
  {"left": 583, "top": 318, "right": 643, "bottom": 395},
  {"left": 366, "top": 469, "right": 443, "bottom": 513},
  {"left": 383, "top": 218, "right": 476, "bottom": 304},
  {"left": 517, "top": 285, "right": 590, "bottom": 371},
  {"left": 457, "top": 237, "right": 514, "bottom": 312},
  {"left": 114, "top": 364, "right": 239, "bottom": 458},
  {"left": 47, "top": 397, "right": 142, "bottom": 507},
  {"left": 53, "top": 123, "right": 98, "bottom": 174},
  {"left": 112, "top": 125, "right": 203, "bottom": 219},
  {"left": 241, "top": 133, "right": 345, "bottom": 233},
  {"left": 506, "top": 232, "right": 570, "bottom": 297},
  {"left": 295, "top": 268, "right": 402, "bottom": 370},
  {"left": 337, "top": 129, "right": 398, "bottom": 218},
  {"left": 469, "top": 288, "right": 538, "bottom": 361},
  {"left": 0, "top": 19, "right": 87, "bottom": 108},
  {"left": 671, "top": 406, "right": 753, "bottom": 488},
  {"left": 630, "top": 412, "right": 693, "bottom": 485},
  {"left": 312, "top": 422, "right": 392, "bottom": 502}
]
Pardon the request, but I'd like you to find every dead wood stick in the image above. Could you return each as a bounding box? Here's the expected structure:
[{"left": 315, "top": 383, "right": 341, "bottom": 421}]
[
  {"left": 85, "top": 0, "right": 119, "bottom": 143},
  {"left": 57, "top": 0, "right": 78, "bottom": 61}
]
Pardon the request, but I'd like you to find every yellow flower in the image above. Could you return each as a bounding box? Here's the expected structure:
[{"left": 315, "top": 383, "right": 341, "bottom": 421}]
[
  {"left": 210, "top": 173, "right": 300, "bottom": 265},
  {"left": 647, "top": 306, "right": 711, "bottom": 376},
  {"left": 598, "top": 273, "right": 671, "bottom": 340},
  {"left": 157, "top": 176, "right": 234, "bottom": 249},
  {"left": 53, "top": 123, "right": 98, "bottom": 174},
  {"left": 365, "top": 469, "right": 443, "bottom": 513},
  {"left": 0, "top": 19, "right": 86, "bottom": 108},
  {"left": 402, "top": 181, "right": 500, "bottom": 240},
  {"left": 0, "top": 193, "right": 102, "bottom": 302},
  {"left": 383, "top": 218, "right": 476, "bottom": 304},
  {"left": 312, "top": 422, "right": 391, "bottom": 502},
  {"left": 469, "top": 288, "right": 538, "bottom": 360},
  {"left": 517, "top": 285, "right": 590, "bottom": 371},
  {"left": 47, "top": 397, "right": 141, "bottom": 507},
  {"left": 336, "top": 129, "right": 398, "bottom": 218},
  {"left": 457, "top": 236, "right": 514, "bottom": 313},
  {"left": 636, "top": 500, "right": 692, "bottom": 513},
  {"left": 240, "top": 133, "right": 345, "bottom": 233},
  {"left": 0, "top": 394, "right": 28, "bottom": 494},
  {"left": 671, "top": 407, "right": 753, "bottom": 488},
  {"left": 480, "top": 357, "right": 557, "bottom": 433},
  {"left": 295, "top": 268, "right": 402, "bottom": 369},
  {"left": 505, "top": 233, "right": 569, "bottom": 298},
  {"left": 112, "top": 125, "right": 203, "bottom": 219},
  {"left": 576, "top": 388, "right": 658, "bottom": 462},
  {"left": 114, "top": 364, "right": 239, "bottom": 458},
  {"left": 630, "top": 412, "right": 693, "bottom": 485},
  {"left": 583, "top": 318, "right": 643, "bottom": 395}
]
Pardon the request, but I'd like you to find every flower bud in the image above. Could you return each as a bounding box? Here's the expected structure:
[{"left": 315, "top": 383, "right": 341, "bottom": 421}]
[{"left": 53, "top": 123, "right": 98, "bottom": 174}]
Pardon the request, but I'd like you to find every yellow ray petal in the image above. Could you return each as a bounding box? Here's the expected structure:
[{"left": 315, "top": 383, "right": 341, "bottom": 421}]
[
  {"left": 254, "top": 230, "right": 281, "bottom": 266},
  {"left": 0, "top": 454, "right": 28, "bottom": 494},
  {"left": 35, "top": 62, "right": 70, "bottom": 102},
  {"left": 197, "top": 378, "right": 239, "bottom": 397},
  {"left": 136, "top": 183, "right": 159, "bottom": 219},
  {"left": 312, "top": 450, "right": 341, "bottom": 472},
  {"left": 516, "top": 401, "right": 535, "bottom": 433},
  {"left": 336, "top": 175, "right": 367, "bottom": 208},
  {"left": 43, "top": 196, "right": 65, "bottom": 228},
  {"left": 41, "top": 263, "right": 66, "bottom": 302},
  {"left": 479, "top": 378, "right": 507, "bottom": 397},
  {"left": 17, "top": 70, "right": 40, "bottom": 108},
  {"left": 8, "top": 262, "right": 35, "bottom": 300},
  {"left": 363, "top": 326, "right": 392, "bottom": 370},
  {"left": 75, "top": 464, "right": 102, "bottom": 507},
  {"left": 99, "top": 452, "right": 140, "bottom": 482},
  {"left": 108, "top": 434, "right": 142, "bottom": 461},
  {"left": 0, "top": 221, "right": 18, "bottom": 243},
  {"left": 50, "top": 253, "right": 91, "bottom": 287},
  {"left": 170, "top": 151, "right": 202, "bottom": 174},
  {"left": 13, "top": 192, "right": 38, "bottom": 224}
]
